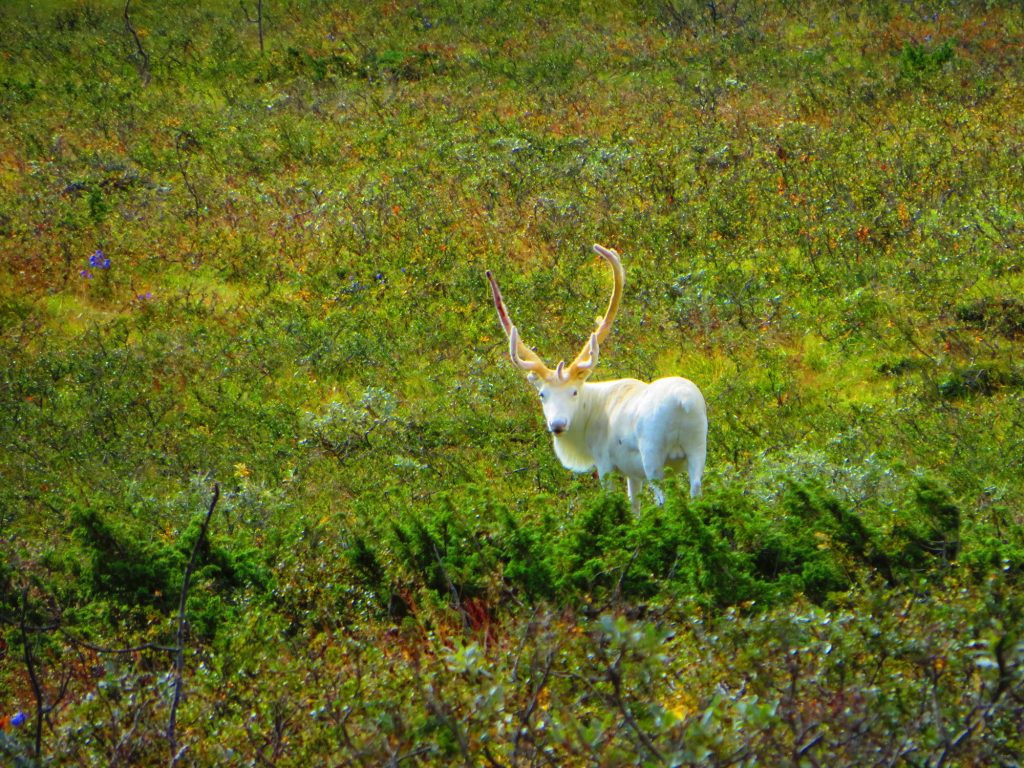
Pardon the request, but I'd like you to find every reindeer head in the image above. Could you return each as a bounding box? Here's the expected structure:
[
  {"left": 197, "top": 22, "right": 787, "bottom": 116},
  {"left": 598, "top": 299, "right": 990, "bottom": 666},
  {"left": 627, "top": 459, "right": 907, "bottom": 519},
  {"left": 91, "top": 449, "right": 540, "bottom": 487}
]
[{"left": 486, "top": 244, "right": 624, "bottom": 436}]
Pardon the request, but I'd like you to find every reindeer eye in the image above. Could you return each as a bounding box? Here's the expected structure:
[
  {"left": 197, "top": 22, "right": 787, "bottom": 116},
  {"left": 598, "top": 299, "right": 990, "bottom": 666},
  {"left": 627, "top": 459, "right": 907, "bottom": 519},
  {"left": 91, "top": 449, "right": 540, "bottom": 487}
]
[{"left": 572, "top": 390, "right": 578, "bottom": 397}]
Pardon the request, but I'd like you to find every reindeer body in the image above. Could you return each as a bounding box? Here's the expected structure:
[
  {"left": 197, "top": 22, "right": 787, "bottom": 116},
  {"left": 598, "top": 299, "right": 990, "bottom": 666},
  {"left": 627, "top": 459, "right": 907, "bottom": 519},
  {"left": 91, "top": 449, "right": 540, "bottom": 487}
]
[
  {"left": 548, "top": 377, "right": 707, "bottom": 507},
  {"left": 487, "top": 245, "right": 708, "bottom": 514}
]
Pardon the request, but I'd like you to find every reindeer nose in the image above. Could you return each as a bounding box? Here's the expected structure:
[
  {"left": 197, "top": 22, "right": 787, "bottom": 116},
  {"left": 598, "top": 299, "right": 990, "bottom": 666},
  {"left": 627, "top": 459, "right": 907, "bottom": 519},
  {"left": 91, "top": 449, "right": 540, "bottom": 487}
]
[{"left": 549, "top": 419, "right": 568, "bottom": 436}]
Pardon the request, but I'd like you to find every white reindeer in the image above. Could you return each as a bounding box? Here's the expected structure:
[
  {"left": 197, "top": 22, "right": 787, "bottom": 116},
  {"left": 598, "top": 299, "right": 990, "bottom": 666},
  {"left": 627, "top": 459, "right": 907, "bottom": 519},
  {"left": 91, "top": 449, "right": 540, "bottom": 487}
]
[{"left": 486, "top": 244, "right": 708, "bottom": 514}]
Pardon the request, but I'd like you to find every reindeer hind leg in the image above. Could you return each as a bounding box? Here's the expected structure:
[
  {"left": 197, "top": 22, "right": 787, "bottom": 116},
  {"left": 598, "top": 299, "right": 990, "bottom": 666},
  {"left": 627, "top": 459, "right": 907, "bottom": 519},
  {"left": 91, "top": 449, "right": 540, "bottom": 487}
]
[{"left": 685, "top": 445, "right": 706, "bottom": 498}]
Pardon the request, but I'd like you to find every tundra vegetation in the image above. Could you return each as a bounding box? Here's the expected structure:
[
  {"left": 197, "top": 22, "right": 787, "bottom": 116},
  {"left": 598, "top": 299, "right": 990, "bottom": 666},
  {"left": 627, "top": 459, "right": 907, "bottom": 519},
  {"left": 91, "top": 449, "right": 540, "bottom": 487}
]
[{"left": 1, "top": 0, "right": 1022, "bottom": 765}]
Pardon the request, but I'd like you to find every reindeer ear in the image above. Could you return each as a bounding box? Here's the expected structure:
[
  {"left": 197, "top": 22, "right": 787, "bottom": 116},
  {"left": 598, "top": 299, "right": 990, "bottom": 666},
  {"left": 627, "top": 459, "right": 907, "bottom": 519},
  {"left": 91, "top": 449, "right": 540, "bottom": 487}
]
[{"left": 527, "top": 372, "right": 543, "bottom": 390}]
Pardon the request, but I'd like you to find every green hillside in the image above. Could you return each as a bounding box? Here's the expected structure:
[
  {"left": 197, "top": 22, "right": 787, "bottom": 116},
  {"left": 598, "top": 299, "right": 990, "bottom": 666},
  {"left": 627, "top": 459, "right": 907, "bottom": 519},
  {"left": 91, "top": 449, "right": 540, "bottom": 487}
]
[{"left": 2, "top": 0, "right": 1022, "bottom": 764}]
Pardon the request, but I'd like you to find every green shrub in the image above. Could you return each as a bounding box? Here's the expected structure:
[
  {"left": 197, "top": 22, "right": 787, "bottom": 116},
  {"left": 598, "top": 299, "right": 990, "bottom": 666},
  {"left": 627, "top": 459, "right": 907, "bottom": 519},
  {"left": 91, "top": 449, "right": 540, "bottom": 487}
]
[
  {"left": 555, "top": 492, "right": 635, "bottom": 595},
  {"left": 889, "top": 477, "right": 960, "bottom": 571},
  {"left": 389, "top": 502, "right": 496, "bottom": 606},
  {"left": 956, "top": 297, "right": 1024, "bottom": 339},
  {"left": 899, "top": 39, "right": 955, "bottom": 81},
  {"left": 494, "top": 508, "right": 557, "bottom": 599},
  {"left": 70, "top": 504, "right": 271, "bottom": 638},
  {"left": 71, "top": 506, "right": 182, "bottom": 612}
]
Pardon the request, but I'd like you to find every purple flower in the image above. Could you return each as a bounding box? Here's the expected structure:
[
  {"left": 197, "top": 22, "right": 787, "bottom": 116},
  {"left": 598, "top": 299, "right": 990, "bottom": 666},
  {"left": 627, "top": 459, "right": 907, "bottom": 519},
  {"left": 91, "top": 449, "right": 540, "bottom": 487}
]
[
  {"left": 89, "top": 250, "right": 111, "bottom": 270},
  {"left": 11, "top": 711, "right": 26, "bottom": 727},
  {"left": 80, "top": 269, "right": 94, "bottom": 280}
]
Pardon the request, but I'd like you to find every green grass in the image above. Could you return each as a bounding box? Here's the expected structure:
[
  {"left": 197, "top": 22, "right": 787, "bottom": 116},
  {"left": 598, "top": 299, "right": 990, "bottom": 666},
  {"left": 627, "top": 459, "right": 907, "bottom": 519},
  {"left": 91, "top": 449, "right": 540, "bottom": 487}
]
[{"left": 2, "top": 0, "right": 1023, "bottom": 764}]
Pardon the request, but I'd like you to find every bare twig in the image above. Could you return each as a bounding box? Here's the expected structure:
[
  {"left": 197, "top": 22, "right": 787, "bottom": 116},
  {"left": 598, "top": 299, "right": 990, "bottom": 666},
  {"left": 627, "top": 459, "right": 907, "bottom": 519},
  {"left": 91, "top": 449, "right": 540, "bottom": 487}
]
[
  {"left": 610, "top": 545, "right": 643, "bottom": 606},
  {"left": 123, "top": 0, "right": 151, "bottom": 86},
  {"left": 175, "top": 131, "right": 202, "bottom": 225},
  {"left": 167, "top": 483, "right": 220, "bottom": 767},
  {"left": 606, "top": 657, "right": 667, "bottom": 765},
  {"left": 19, "top": 589, "right": 46, "bottom": 760},
  {"left": 240, "top": 0, "right": 265, "bottom": 54},
  {"left": 511, "top": 647, "right": 556, "bottom": 762},
  {"left": 58, "top": 629, "right": 177, "bottom": 655}
]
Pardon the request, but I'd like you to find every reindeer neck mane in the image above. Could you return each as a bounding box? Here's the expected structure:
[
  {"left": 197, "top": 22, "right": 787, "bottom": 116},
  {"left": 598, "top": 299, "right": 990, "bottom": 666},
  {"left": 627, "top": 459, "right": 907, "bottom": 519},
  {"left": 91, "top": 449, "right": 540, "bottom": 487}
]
[{"left": 551, "top": 387, "right": 598, "bottom": 472}]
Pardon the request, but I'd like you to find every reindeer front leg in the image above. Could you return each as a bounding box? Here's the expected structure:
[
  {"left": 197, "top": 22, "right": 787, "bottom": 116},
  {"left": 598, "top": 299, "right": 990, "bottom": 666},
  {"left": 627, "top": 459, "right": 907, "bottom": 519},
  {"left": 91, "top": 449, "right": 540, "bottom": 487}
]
[{"left": 626, "top": 476, "right": 645, "bottom": 515}]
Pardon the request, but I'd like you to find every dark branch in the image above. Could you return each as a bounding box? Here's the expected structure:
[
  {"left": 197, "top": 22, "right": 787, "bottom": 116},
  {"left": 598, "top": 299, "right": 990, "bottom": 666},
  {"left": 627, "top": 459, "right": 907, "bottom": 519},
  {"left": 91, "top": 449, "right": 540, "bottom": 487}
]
[
  {"left": 167, "top": 483, "right": 220, "bottom": 766},
  {"left": 123, "top": 0, "right": 151, "bottom": 86}
]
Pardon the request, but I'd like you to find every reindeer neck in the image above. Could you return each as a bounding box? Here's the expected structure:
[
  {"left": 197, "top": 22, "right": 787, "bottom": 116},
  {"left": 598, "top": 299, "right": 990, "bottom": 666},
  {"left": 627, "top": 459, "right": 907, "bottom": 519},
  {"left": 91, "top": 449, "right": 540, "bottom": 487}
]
[{"left": 551, "top": 386, "right": 599, "bottom": 472}]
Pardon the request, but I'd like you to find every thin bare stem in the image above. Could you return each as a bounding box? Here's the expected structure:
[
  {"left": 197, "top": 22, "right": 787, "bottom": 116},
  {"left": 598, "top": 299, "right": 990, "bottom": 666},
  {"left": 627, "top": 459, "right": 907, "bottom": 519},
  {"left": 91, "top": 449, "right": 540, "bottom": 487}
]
[
  {"left": 240, "top": 0, "right": 265, "bottom": 54},
  {"left": 19, "top": 589, "right": 45, "bottom": 760},
  {"left": 123, "top": 0, "right": 151, "bottom": 86},
  {"left": 167, "top": 483, "right": 220, "bottom": 767}
]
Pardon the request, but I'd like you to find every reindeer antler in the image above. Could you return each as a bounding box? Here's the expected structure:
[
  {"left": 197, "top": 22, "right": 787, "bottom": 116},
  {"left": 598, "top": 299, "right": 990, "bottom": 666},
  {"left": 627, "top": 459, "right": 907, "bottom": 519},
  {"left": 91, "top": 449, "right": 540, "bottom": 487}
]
[
  {"left": 486, "top": 270, "right": 553, "bottom": 377},
  {"left": 487, "top": 244, "right": 624, "bottom": 381},
  {"left": 567, "top": 244, "right": 624, "bottom": 378}
]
